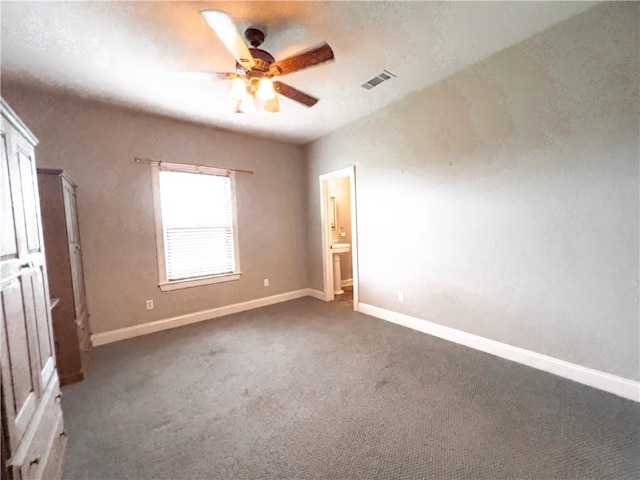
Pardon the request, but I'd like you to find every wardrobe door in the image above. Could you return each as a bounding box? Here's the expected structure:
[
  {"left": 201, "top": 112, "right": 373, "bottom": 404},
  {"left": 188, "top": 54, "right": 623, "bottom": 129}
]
[
  {"left": 64, "top": 181, "right": 91, "bottom": 373},
  {"left": 63, "top": 183, "right": 86, "bottom": 317},
  {"left": 0, "top": 119, "right": 39, "bottom": 448},
  {"left": 2, "top": 99, "right": 67, "bottom": 480},
  {"left": 13, "top": 128, "right": 55, "bottom": 388}
]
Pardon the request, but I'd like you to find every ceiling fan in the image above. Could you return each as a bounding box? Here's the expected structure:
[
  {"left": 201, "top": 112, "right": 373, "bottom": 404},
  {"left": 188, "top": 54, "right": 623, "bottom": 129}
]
[{"left": 200, "top": 10, "right": 334, "bottom": 113}]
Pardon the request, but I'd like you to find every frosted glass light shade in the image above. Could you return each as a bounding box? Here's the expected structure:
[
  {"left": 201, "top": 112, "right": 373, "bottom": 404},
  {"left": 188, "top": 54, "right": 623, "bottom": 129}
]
[
  {"left": 238, "top": 93, "right": 256, "bottom": 113},
  {"left": 256, "top": 78, "right": 275, "bottom": 100},
  {"left": 264, "top": 95, "right": 279, "bottom": 113},
  {"left": 230, "top": 77, "right": 246, "bottom": 100}
]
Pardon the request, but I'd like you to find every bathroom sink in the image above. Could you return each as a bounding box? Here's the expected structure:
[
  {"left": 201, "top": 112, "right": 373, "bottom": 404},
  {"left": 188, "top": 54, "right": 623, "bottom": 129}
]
[
  {"left": 331, "top": 243, "right": 350, "bottom": 254},
  {"left": 330, "top": 243, "right": 350, "bottom": 295}
]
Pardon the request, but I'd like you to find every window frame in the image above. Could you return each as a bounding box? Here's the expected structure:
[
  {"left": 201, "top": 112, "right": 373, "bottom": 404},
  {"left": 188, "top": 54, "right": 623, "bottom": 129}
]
[{"left": 151, "top": 162, "right": 241, "bottom": 291}]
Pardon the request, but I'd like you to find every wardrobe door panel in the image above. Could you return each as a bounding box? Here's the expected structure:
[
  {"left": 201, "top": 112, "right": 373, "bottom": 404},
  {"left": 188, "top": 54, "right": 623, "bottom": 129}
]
[
  {"left": 30, "top": 265, "right": 55, "bottom": 386},
  {"left": 62, "top": 187, "right": 76, "bottom": 244},
  {"left": 70, "top": 246, "right": 86, "bottom": 316},
  {"left": 13, "top": 382, "right": 63, "bottom": 480},
  {"left": 1, "top": 132, "right": 18, "bottom": 259},
  {"left": 0, "top": 277, "right": 38, "bottom": 445},
  {"left": 64, "top": 185, "right": 86, "bottom": 316},
  {"left": 16, "top": 144, "right": 40, "bottom": 254}
]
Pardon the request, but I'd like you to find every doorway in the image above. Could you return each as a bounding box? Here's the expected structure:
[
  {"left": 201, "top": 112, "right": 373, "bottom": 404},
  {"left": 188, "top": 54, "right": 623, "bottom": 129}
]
[{"left": 319, "top": 166, "right": 358, "bottom": 311}]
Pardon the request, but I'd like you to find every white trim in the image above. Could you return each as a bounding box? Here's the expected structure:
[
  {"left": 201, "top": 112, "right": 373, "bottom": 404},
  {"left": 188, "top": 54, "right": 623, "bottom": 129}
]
[
  {"left": 229, "top": 170, "right": 241, "bottom": 276},
  {"left": 150, "top": 164, "right": 241, "bottom": 291},
  {"left": 157, "top": 161, "right": 228, "bottom": 176},
  {"left": 348, "top": 171, "right": 359, "bottom": 309},
  {"left": 319, "top": 166, "right": 359, "bottom": 310},
  {"left": 40, "top": 356, "right": 55, "bottom": 387},
  {"left": 340, "top": 278, "right": 353, "bottom": 288},
  {"left": 91, "top": 289, "right": 313, "bottom": 346},
  {"left": 359, "top": 303, "right": 640, "bottom": 402},
  {"left": 159, "top": 272, "right": 241, "bottom": 291},
  {"left": 1, "top": 99, "right": 39, "bottom": 146},
  {"left": 307, "top": 288, "right": 327, "bottom": 301},
  {"left": 318, "top": 175, "right": 333, "bottom": 302},
  {"left": 151, "top": 163, "right": 166, "bottom": 285}
]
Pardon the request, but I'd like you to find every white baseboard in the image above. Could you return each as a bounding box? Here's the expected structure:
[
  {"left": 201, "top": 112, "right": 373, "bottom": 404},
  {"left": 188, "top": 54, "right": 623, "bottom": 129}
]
[
  {"left": 92, "top": 289, "right": 313, "bottom": 346},
  {"left": 91, "top": 291, "right": 639, "bottom": 402},
  {"left": 308, "top": 288, "right": 334, "bottom": 301},
  {"left": 359, "top": 303, "right": 640, "bottom": 402},
  {"left": 341, "top": 278, "right": 353, "bottom": 287},
  {"left": 307, "top": 288, "right": 326, "bottom": 300}
]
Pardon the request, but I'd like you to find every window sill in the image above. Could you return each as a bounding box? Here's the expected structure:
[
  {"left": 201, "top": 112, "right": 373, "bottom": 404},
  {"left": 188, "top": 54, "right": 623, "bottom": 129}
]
[{"left": 159, "top": 273, "right": 241, "bottom": 291}]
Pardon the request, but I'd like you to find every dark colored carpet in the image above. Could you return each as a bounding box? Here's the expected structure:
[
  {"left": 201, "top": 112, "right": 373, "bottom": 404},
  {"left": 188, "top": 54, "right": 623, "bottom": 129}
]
[{"left": 61, "top": 297, "right": 639, "bottom": 479}]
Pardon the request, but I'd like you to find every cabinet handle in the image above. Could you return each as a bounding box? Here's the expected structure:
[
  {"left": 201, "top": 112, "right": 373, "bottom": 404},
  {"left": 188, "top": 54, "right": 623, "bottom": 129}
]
[
  {"left": 29, "top": 457, "right": 40, "bottom": 466},
  {"left": 55, "top": 393, "right": 62, "bottom": 403},
  {"left": 59, "top": 430, "right": 67, "bottom": 437}
]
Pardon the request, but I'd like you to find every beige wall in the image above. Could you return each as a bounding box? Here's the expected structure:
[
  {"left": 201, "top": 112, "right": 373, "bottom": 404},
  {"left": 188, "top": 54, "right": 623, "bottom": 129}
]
[
  {"left": 330, "top": 176, "right": 352, "bottom": 281},
  {"left": 2, "top": 85, "right": 308, "bottom": 335},
  {"left": 305, "top": 3, "right": 640, "bottom": 380}
]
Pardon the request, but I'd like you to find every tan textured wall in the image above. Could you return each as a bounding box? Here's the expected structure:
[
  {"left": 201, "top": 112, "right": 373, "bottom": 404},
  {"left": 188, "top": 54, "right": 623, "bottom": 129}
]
[
  {"left": 305, "top": 3, "right": 640, "bottom": 380},
  {"left": 2, "top": 85, "right": 308, "bottom": 335}
]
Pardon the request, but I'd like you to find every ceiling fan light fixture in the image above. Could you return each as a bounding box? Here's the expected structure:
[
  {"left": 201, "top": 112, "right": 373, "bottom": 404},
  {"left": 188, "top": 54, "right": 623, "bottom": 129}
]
[
  {"left": 200, "top": 10, "right": 332, "bottom": 112},
  {"left": 264, "top": 95, "right": 280, "bottom": 113},
  {"left": 230, "top": 77, "right": 247, "bottom": 100},
  {"left": 238, "top": 93, "right": 256, "bottom": 113},
  {"left": 256, "top": 77, "right": 275, "bottom": 100}
]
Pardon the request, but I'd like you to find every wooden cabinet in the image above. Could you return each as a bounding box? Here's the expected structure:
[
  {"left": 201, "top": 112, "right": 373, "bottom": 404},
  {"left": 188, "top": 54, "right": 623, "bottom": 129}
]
[
  {"left": 37, "top": 169, "right": 91, "bottom": 386},
  {"left": 1, "top": 99, "right": 66, "bottom": 479}
]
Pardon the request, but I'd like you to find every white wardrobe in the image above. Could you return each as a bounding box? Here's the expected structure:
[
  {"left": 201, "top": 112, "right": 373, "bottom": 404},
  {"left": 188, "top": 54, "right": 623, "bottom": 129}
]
[{"left": 1, "top": 99, "right": 66, "bottom": 479}]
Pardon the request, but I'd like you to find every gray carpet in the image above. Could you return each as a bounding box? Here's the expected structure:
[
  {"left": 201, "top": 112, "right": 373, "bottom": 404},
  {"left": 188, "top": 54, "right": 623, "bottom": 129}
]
[{"left": 61, "top": 297, "right": 639, "bottom": 479}]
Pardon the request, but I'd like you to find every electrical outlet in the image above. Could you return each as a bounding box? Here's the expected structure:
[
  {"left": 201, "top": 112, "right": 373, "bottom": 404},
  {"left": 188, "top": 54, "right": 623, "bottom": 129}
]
[
  {"left": 397, "top": 291, "right": 404, "bottom": 302},
  {"left": 263, "top": 279, "right": 270, "bottom": 287},
  {"left": 146, "top": 300, "right": 154, "bottom": 310}
]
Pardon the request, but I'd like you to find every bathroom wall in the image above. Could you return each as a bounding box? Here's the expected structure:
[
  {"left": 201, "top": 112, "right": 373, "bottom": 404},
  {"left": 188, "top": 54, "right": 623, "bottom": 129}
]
[
  {"left": 331, "top": 177, "right": 352, "bottom": 283},
  {"left": 305, "top": 2, "right": 639, "bottom": 380}
]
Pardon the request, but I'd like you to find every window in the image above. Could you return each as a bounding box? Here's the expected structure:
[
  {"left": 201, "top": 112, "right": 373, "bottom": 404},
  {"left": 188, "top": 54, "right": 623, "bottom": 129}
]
[{"left": 151, "top": 162, "right": 240, "bottom": 291}]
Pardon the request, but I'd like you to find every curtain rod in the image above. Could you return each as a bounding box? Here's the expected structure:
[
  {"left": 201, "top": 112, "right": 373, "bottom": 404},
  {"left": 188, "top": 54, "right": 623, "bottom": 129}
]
[{"left": 133, "top": 157, "right": 254, "bottom": 175}]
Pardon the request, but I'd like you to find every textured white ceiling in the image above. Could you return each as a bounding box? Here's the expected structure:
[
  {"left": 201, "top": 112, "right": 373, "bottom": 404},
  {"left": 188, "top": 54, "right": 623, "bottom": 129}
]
[{"left": 1, "top": 1, "right": 597, "bottom": 144}]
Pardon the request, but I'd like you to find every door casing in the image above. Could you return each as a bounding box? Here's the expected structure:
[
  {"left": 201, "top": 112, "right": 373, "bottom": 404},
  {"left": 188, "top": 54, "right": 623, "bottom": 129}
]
[{"left": 318, "top": 166, "right": 359, "bottom": 310}]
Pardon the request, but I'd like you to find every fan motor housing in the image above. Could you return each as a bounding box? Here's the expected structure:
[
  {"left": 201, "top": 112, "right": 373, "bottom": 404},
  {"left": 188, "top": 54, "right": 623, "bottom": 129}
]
[
  {"left": 238, "top": 48, "right": 275, "bottom": 76},
  {"left": 238, "top": 27, "right": 274, "bottom": 75}
]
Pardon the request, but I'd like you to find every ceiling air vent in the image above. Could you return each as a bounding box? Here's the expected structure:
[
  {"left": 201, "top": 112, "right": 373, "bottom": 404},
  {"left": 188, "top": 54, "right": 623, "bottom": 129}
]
[{"left": 362, "top": 70, "right": 396, "bottom": 90}]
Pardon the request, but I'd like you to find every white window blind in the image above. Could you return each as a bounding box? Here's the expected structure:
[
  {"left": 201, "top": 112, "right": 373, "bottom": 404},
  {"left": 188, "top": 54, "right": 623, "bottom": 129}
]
[{"left": 158, "top": 169, "right": 236, "bottom": 281}]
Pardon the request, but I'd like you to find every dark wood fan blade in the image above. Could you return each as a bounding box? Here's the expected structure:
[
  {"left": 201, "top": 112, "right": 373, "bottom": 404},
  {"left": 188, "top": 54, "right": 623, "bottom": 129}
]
[
  {"left": 273, "top": 81, "right": 319, "bottom": 107},
  {"left": 270, "top": 43, "right": 334, "bottom": 76}
]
